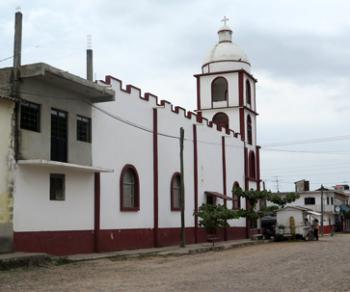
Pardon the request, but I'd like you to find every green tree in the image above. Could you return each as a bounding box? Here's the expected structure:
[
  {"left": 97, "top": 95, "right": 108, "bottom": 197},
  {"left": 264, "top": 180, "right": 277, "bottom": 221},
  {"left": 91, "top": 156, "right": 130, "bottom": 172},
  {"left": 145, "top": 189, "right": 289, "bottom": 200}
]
[{"left": 197, "top": 204, "right": 241, "bottom": 234}]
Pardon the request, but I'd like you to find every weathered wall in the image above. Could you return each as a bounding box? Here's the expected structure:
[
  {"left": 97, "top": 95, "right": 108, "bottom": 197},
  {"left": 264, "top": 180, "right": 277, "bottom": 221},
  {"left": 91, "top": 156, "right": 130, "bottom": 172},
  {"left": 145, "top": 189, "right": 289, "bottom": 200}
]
[
  {"left": 19, "top": 78, "right": 92, "bottom": 165},
  {"left": 0, "top": 98, "right": 15, "bottom": 252}
]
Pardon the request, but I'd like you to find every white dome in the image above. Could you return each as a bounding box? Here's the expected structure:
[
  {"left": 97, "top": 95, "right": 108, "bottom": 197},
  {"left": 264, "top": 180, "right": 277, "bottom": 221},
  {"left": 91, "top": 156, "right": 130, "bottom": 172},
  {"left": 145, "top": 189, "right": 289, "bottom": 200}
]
[
  {"left": 202, "top": 23, "right": 250, "bottom": 72},
  {"left": 204, "top": 41, "right": 250, "bottom": 65}
]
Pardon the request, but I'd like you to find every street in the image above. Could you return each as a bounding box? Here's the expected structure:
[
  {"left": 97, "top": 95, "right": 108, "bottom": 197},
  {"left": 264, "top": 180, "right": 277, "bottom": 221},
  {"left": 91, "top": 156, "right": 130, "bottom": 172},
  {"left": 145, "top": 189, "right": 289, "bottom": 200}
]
[{"left": 1, "top": 234, "right": 350, "bottom": 292}]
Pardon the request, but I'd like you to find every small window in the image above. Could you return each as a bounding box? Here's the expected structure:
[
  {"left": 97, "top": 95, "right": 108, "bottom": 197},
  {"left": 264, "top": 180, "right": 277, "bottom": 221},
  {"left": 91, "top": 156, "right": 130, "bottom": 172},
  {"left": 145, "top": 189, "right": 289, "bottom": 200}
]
[
  {"left": 212, "top": 112, "right": 229, "bottom": 129},
  {"left": 50, "top": 174, "right": 65, "bottom": 201},
  {"left": 249, "top": 151, "right": 256, "bottom": 179},
  {"left": 20, "top": 100, "right": 40, "bottom": 132},
  {"left": 331, "top": 197, "right": 334, "bottom": 205},
  {"left": 212, "top": 77, "right": 228, "bottom": 102},
  {"left": 77, "top": 115, "right": 91, "bottom": 143},
  {"left": 232, "top": 182, "right": 241, "bottom": 210},
  {"left": 305, "top": 197, "right": 315, "bottom": 205},
  {"left": 171, "top": 173, "right": 181, "bottom": 211},
  {"left": 247, "top": 115, "right": 253, "bottom": 145},
  {"left": 120, "top": 165, "right": 140, "bottom": 211},
  {"left": 246, "top": 80, "right": 251, "bottom": 105},
  {"left": 327, "top": 197, "right": 329, "bottom": 205}
]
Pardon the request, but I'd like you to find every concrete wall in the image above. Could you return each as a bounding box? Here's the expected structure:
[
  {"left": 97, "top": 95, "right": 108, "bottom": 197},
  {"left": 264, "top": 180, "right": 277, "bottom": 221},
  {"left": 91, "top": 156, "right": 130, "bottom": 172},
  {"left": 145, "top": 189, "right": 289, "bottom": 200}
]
[
  {"left": 19, "top": 78, "right": 92, "bottom": 165},
  {"left": 0, "top": 99, "right": 15, "bottom": 252},
  {"left": 13, "top": 165, "right": 94, "bottom": 231}
]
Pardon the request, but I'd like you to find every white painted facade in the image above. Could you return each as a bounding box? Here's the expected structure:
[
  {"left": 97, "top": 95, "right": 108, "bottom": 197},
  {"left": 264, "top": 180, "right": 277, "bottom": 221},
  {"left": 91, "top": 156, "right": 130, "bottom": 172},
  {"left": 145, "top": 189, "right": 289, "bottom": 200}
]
[
  {"left": 14, "top": 165, "right": 95, "bottom": 231},
  {"left": 2, "top": 20, "right": 261, "bottom": 254}
]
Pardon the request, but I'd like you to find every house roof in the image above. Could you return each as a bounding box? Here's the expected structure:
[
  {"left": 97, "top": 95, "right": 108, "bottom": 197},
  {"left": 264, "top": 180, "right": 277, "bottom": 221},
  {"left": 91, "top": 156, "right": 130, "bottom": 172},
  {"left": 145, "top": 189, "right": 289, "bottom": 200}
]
[
  {"left": 0, "top": 63, "right": 115, "bottom": 103},
  {"left": 205, "top": 191, "right": 232, "bottom": 201},
  {"left": 17, "top": 159, "right": 114, "bottom": 173},
  {"left": 276, "top": 206, "right": 321, "bottom": 216}
]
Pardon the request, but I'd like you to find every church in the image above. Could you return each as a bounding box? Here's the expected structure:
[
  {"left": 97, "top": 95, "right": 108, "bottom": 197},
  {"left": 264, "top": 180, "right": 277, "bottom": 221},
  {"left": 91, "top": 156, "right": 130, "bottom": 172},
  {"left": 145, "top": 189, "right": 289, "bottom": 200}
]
[{"left": 0, "top": 13, "right": 260, "bottom": 255}]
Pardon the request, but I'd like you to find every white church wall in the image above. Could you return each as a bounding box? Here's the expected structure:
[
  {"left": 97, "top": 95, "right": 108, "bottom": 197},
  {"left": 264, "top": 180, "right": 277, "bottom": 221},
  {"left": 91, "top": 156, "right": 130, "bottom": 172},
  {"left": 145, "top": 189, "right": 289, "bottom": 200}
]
[
  {"left": 13, "top": 166, "right": 94, "bottom": 231},
  {"left": 225, "top": 135, "right": 246, "bottom": 227},
  {"left": 93, "top": 81, "right": 154, "bottom": 230},
  {"left": 196, "top": 125, "right": 224, "bottom": 207},
  {"left": 157, "top": 108, "right": 195, "bottom": 229}
]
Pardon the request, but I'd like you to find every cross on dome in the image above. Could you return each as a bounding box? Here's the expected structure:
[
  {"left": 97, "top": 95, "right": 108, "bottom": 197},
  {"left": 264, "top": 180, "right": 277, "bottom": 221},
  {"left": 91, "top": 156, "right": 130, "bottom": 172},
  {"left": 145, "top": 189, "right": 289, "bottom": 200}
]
[{"left": 221, "top": 16, "right": 229, "bottom": 26}]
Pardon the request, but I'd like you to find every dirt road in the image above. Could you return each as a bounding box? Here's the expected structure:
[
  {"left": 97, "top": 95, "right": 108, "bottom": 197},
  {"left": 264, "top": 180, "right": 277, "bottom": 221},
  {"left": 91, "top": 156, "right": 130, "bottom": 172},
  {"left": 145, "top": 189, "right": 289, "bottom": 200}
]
[{"left": 1, "top": 234, "right": 350, "bottom": 292}]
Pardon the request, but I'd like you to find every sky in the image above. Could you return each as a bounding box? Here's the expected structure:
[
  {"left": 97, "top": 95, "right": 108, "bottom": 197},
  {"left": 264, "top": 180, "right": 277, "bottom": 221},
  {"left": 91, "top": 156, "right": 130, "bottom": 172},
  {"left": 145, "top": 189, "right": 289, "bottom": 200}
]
[{"left": 1, "top": 0, "right": 349, "bottom": 191}]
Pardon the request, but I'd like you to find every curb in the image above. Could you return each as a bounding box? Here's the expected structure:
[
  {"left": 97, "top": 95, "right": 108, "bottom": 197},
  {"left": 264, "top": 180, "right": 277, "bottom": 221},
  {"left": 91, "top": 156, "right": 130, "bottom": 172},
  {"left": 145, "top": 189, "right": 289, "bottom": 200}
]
[
  {"left": 0, "top": 239, "right": 271, "bottom": 269},
  {"left": 0, "top": 254, "right": 51, "bottom": 271}
]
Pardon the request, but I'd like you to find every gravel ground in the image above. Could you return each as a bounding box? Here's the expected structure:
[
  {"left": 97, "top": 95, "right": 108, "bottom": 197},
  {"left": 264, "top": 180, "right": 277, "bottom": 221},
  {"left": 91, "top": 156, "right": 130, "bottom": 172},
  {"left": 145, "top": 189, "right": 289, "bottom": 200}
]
[{"left": 1, "top": 234, "right": 350, "bottom": 292}]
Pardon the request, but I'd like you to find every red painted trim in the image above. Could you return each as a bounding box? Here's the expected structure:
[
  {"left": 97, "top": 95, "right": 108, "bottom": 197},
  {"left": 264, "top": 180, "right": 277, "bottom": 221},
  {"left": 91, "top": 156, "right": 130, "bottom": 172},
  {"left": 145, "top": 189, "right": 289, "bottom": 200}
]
[
  {"left": 94, "top": 172, "right": 100, "bottom": 252},
  {"left": 120, "top": 164, "right": 140, "bottom": 211},
  {"left": 211, "top": 76, "right": 229, "bottom": 108},
  {"left": 244, "top": 147, "right": 248, "bottom": 191},
  {"left": 239, "top": 108, "right": 245, "bottom": 141},
  {"left": 238, "top": 71, "right": 244, "bottom": 107},
  {"left": 222, "top": 136, "right": 228, "bottom": 241},
  {"left": 153, "top": 108, "right": 159, "bottom": 247},
  {"left": 14, "top": 230, "right": 94, "bottom": 256},
  {"left": 170, "top": 172, "right": 181, "bottom": 211},
  {"left": 256, "top": 146, "right": 261, "bottom": 191},
  {"left": 194, "top": 69, "right": 257, "bottom": 82},
  {"left": 14, "top": 227, "right": 247, "bottom": 255},
  {"left": 193, "top": 124, "right": 199, "bottom": 243},
  {"left": 196, "top": 77, "right": 201, "bottom": 110}
]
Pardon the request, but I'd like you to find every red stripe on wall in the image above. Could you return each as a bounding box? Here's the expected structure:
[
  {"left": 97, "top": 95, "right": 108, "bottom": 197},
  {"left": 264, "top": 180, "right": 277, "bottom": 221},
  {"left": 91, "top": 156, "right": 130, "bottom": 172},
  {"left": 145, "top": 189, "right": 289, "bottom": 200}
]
[
  {"left": 14, "top": 227, "right": 247, "bottom": 255},
  {"left": 196, "top": 77, "right": 201, "bottom": 110},
  {"left": 238, "top": 71, "right": 244, "bottom": 107},
  {"left": 153, "top": 108, "right": 159, "bottom": 247},
  {"left": 256, "top": 146, "right": 261, "bottom": 191},
  {"left": 94, "top": 172, "right": 100, "bottom": 252},
  {"left": 222, "top": 136, "right": 228, "bottom": 241},
  {"left": 193, "top": 124, "right": 199, "bottom": 243},
  {"left": 239, "top": 108, "right": 245, "bottom": 141}
]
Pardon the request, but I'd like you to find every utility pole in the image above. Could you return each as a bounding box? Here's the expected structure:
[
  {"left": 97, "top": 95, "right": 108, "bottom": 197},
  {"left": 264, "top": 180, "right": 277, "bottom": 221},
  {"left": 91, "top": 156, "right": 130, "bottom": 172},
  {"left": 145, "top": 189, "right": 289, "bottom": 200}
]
[
  {"left": 180, "top": 127, "right": 185, "bottom": 248},
  {"left": 12, "top": 8, "right": 23, "bottom": 161},
  {"left": 275, "top": 176, "right": 280, "bottom": 192},
  {"left": 320, "top": 185, "right": 325, "bottom": 237}
]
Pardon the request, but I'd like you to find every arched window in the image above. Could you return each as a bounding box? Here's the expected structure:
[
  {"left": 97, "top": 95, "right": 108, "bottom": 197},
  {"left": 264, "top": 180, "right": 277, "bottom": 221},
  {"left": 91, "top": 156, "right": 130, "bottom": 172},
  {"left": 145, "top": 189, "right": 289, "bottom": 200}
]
[
  {"left": 120, "top": 165, "right": 140, "bottom": 211},
  {"left": 249, "top": 151, "right": 256, "bottom": 179},
  {"left": 232, "top": 182, "right": 241, "bottom": 210},
  {"left": 247, "top": 115, "right": 252, "bottom": 145},
  {"left": 211, "top": 77, "right": 228, "bottom": 102},
  {"left": 246, "top": 80, "right": 251, "bottom": 105},
  {"left": 170, "top": 173, "right": 181, "bottom": 211},
  {"left": 212, "top": 112, "right": 229, "bottom": 129}
]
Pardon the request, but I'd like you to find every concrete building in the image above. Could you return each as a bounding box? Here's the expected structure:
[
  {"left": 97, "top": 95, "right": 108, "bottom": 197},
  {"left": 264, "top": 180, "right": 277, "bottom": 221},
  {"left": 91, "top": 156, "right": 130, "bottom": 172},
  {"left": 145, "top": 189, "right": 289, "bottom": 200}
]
[
  {"left": 0, "top": 13, "right": 261, "bottom": 255},
  {"left": 275, "top": 180, "right": 350, "bottom": 234}
]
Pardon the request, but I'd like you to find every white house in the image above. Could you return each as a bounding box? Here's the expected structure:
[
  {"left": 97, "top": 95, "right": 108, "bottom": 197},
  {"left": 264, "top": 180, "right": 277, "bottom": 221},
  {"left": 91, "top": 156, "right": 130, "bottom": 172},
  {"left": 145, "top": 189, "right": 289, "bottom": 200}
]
[
  {"left": 0, "top": 13, "right": 261, "bottom": 255},
  {"left": 276, "top": 180, "right": 349, "bottom": 234}
]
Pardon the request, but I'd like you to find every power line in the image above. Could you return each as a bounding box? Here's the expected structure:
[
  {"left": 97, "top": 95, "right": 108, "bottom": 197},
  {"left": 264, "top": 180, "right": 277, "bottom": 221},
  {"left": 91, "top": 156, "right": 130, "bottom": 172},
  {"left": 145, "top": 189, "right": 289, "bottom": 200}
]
[{"left": 262, "top": 134, "right": 350, "bottom": 148}]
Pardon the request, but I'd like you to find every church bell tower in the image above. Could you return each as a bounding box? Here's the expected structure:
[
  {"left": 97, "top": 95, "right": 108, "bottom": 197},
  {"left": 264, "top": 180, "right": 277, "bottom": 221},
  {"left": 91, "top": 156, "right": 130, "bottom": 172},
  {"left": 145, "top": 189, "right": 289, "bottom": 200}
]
[{"left": 195, "top": 17, "right": 260, "bottom": 191}]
